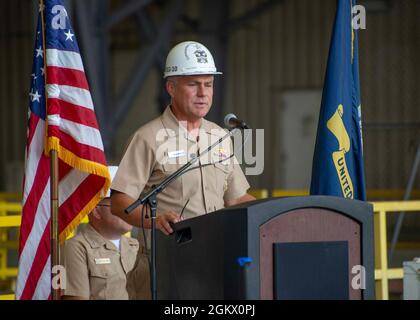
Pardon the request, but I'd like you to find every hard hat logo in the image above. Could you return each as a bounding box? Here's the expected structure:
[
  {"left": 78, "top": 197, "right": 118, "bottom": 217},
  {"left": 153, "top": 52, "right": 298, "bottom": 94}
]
[
  {"left": 164, "top": 41, "right": 222, "bottom": 78},
  {"left": 193, "top": 50, "right": 208, "bottom": 63},
  {"left": 184, "top": 42, "right": 209, "bottom": 64}
]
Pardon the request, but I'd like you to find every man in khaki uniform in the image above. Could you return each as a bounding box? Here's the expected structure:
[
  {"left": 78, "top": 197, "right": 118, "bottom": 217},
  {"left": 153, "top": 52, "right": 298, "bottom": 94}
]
[
  {"left": 111, "top": 41, "right": 255, "bottom": 299},
  {"left": 62, "top": 166, "right": 139, "bottom": 300}
]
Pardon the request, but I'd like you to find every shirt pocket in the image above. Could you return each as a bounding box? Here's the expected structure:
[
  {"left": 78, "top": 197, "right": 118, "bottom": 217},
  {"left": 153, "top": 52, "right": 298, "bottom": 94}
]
[
  {"left": 89, "top": 258, "right": 122, "bottom": 300},
  {"left": 89, "top": 264, "right": 109, "bottom": 300},
  {"left": 213, "top": 162, "right": 231, "bottom": 197},
  {"left": 123, "top": 243, "right": 140, "bottom": 273},
  {"left": 161, "top": 163, "right": 185, "bottom": 200}
]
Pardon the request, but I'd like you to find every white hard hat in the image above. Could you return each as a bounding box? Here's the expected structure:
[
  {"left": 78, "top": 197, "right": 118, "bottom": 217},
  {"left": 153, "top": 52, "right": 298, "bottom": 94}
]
[
  {"left": 105, "top": 166, "right": 118, "bottom": 198},
  {"left": 163, "top": 41, "right": 223, "bottom": 78}
]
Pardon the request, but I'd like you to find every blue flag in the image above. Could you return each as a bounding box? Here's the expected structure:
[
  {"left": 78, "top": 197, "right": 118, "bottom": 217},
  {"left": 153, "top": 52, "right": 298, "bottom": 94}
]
[{"left": 310, "top": 0, "right": 366, "bottom": 201}]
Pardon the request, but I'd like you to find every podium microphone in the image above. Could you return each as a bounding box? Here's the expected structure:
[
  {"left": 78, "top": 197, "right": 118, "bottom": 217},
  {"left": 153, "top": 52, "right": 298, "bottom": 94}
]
[{"left": 224, "top": 113, "right": 249, "bottom": 129}]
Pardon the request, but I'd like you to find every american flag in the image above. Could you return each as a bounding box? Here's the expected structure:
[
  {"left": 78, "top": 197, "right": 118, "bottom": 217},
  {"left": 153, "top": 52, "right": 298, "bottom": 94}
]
[{"left": 16, "top": 0, "right": 110, "bottom": 300}]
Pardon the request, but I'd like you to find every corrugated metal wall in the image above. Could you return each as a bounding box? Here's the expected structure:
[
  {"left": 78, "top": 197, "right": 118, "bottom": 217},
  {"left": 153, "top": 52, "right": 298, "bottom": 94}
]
[
  {"left": 224, "top": 0, "right": 420, "bottom": 191},
  {"left": 226, "top": 0, "right": 334, "bottom": 190},
  {"left": 0, "top": 0, "right": 34, "bottom": 191},
  {"left": 0, "top": 0, "right": 419, "bottom": 195},
  {"left": 360, "top": 0, "right": 420, "bottom": 190}
]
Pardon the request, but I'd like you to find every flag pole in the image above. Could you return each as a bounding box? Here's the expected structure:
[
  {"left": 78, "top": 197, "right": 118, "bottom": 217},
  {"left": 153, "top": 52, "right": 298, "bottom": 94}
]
[
  {"left": 50, "top": 150, "right": 60, "bottom": 300},
  {"left": 39, "top": 0, "right": 61, "bottom": 300}
]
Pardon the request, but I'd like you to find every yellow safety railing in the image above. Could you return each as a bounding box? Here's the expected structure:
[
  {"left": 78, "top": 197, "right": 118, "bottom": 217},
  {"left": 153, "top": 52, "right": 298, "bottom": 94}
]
[
  {"left": 0, "top": 199, "right": 88, "bottom": 300},
  {"left": 272, "top": 189, "right": 420, "bottom": 200},
  {"left": 0, "top": 193, "right": 21, "bottom": 201},
  {"left": 271, "top": 190, "right": 420, "bottom": 300},
  {"left": 373, "top": 201, "right": 420, "bottom": 300},
  {"left": 272, "top": 189, "right": 308, "bottom": 197},
  {"left": 0, "top": 199, "right": 21, "bottom": 300},
  {"left": 1, "top": 192, "right": 420, "bottom": 300},
  {"left": 249, "top": 189, "right": 269, "bottom": 199}
]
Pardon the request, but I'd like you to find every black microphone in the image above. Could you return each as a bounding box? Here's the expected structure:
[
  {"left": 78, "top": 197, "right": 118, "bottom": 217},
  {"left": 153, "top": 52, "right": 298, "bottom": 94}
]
[{"left": 224, "top": 113, "right": 249, "bottom": 129}]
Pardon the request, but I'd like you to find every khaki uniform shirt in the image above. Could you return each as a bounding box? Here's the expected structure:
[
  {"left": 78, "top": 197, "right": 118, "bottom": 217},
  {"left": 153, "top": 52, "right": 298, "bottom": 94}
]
[
  {"left": 112, "top": 105, "right": 250, "bottom": 228},
  {"left": 63, "top": 224, "right": 139, "bottom": 300}
]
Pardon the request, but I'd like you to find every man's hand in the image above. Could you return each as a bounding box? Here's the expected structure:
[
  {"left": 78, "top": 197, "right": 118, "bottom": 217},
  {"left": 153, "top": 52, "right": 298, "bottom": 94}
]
[
  {"left": 111, "top": 191, "right": 182, "bottom": 235},
  {"left": 156, "top": 211, "right": 181, "bottom": 235},
  {"left": 224, "top": 193, "right": 256, "bottom": 207}
]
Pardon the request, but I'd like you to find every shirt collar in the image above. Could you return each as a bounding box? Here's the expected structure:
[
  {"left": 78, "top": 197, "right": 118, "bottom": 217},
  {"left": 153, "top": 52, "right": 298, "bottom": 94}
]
[{"left": 82, "top": 224, "right": 119, "bottom": 251}]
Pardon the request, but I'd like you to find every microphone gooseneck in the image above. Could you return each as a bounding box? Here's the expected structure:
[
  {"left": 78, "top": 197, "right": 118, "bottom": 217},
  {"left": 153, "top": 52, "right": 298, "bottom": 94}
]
[{"left": 224, "top": 113, "right": 249, "bottom": 129}]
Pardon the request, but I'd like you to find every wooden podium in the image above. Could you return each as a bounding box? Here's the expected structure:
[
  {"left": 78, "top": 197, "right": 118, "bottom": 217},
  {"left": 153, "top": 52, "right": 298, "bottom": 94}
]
[{"left": 156, "top": 196, "right": 374, "bottom": 300}]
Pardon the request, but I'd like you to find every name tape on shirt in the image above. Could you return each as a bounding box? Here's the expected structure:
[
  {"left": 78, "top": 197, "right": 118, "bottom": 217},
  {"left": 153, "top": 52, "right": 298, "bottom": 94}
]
[
  {"left": 95, "top": 258, "right": 111, "bottom": 265},
  {"left": 168, "top": 150, "right": 187, "bottom": 159}
]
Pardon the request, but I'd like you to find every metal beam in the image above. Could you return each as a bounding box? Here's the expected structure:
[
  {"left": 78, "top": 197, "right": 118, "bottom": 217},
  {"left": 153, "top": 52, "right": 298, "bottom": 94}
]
[
  {"left": 388, "top": 143, "right": 420, "bottom": 265},
  {"left": 75, "top": 0, "right": 105, "bottom": 139},
  {"left": 96, "top": 0, "right": 112, "bottom": 146},
  {"left": 104, "top": 0, "right": 152, "bottom": 31},
  {"left": 32, "top": 0, "right": 39, "bottom": 31},
  {"left": 134, "top": 10, "right": 166, "bottom": 67},
  {"left": 109, "top": 0, "right": 184, "bottom": 137},
  {"left": 199, "top": 0, "right": 229, "bottom": 123},
  {"left": 134, "top": 10, "right": 168, "bottom": 112},
  {"left": 74, "top": 0, "right": 110, "bottom": 149},
  {"left": 63, "top": 0, "right": 74, "bottom": 18}
]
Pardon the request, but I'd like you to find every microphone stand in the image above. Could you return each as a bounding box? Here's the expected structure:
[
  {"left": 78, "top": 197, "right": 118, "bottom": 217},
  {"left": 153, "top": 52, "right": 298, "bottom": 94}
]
[{"left": 124, "top": 126, "right": 240, "bottom": 300}]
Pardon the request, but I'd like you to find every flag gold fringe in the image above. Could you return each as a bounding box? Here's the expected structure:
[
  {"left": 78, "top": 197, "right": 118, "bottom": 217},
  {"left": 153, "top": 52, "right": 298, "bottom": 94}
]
[
  {"left": 59, "top": 188, "right": 106, "bottom": 243},
  {"left": 47, "top": 136, "right": 111, "bottom": 244}
]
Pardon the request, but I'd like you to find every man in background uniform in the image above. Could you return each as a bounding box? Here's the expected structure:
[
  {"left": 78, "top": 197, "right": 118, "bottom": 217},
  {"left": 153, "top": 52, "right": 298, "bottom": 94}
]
[{"left": 62, "top": 166, "right": 139, "bottom": 300}]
